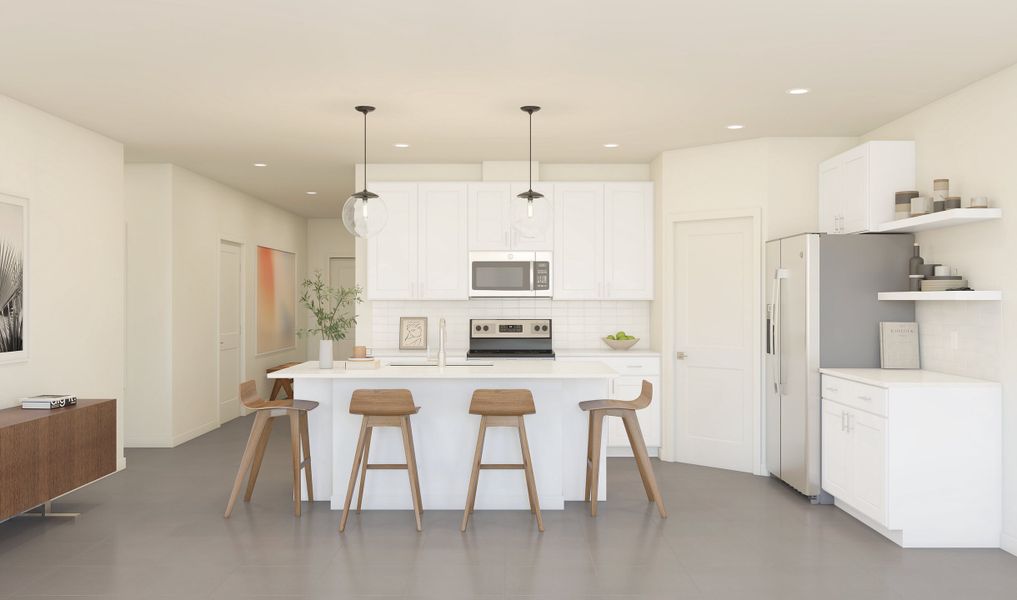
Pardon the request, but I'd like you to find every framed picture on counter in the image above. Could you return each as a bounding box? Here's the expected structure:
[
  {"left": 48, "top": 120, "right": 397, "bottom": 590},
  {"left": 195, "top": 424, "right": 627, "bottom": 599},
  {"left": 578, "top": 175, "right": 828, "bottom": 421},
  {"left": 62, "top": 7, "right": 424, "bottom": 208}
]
[{"left": 399, "top": 317, "right": 428, "bottom": 350}]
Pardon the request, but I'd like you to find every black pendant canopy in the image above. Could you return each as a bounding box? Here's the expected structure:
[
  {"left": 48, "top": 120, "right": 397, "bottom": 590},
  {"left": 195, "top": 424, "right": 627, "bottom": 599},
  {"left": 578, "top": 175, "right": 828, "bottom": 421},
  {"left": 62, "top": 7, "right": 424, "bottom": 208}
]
[{"left": 517, "top": 105, "right": 543, "bottom": 203}]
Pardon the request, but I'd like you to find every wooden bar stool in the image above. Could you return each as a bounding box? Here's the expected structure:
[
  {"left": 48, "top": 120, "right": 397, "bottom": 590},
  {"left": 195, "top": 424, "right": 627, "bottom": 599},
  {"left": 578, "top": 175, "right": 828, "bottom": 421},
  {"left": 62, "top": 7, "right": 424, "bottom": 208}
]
[
  {"left": 461, "top": 389, "right": 543, "bottom": 532},
  {"left": 225, "top": 380, "right": 317, "bottom": 518},
  {"left": 581, "top": 380, "right": 666, "bottom": 518},
  {"left": 267, "top": 362, "right": 300, "bottom": 401},
  {"left": 340, "top": 389, "right": 423, "bottom": 532}
]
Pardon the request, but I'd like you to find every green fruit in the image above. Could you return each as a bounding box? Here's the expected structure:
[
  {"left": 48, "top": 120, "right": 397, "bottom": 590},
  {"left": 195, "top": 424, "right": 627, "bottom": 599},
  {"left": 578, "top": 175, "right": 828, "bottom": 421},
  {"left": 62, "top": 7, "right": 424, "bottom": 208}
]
[
  {"left": 615, "top": 331, "right": 627, "bottom": 338},
  {"left": 606, "top": 334, "right": 616, "bottom": 340},
  {"left": 626, "top": 335, "right": 636, "bottom": 340}
]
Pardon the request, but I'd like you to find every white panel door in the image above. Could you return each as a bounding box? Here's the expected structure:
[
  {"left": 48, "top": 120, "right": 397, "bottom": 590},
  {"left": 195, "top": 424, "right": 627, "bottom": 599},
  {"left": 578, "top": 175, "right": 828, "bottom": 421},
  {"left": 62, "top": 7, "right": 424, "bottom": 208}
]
[
  {"left": 673, "top": 216, "right": 756, "bottom": 472},
  {"left": 604, "top": 182, "right": 653, "bottom": 299},
  {"left": 850, "top": 408, "right": 887, "bottom": 523},
  {"left": 467, "top": 182, "right": 511, "bottom": 250},
  {"left": 328, "top": 257, "right": 356, "bottom": 361},
  {"left": 554, "top": 183, "right": 604, "bottom": 299},
  {"left": 509, "top": 182, "right": 554, "bottom": 250},
  {"left": 418, "top": 183, "right": 468, "bottom": 299},
  {"left": 366, "top": 183, "right": 418, "bottom": 299},
  {"left": 821, "top": 400, "right": 851, "bottom": 500},
  {"left": 218, "top": 240, "right": 242, "bottom": 424}
]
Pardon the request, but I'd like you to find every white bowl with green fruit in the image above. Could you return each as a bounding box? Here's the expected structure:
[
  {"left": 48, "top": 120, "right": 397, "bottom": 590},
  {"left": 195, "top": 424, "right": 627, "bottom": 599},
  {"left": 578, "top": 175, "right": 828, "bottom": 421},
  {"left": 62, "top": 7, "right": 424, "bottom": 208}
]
[{"left": 603, "top": 331, "right": 639, "bottom": 350}]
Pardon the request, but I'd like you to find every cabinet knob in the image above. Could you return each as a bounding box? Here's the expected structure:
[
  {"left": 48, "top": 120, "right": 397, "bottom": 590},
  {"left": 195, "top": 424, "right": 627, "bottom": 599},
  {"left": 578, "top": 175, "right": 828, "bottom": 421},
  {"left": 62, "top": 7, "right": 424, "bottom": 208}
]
[{"left": 676, "top": 352, "right": 687, "bottom": 360}]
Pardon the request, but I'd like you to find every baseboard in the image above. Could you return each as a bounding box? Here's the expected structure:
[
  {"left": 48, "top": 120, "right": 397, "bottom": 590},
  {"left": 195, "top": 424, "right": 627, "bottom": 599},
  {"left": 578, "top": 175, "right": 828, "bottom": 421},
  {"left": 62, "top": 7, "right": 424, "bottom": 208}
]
[
  {"left": 117, "top": 455, "right": 127, "bottom": 470},
  {"left": 1002, "top": 532, "right": 1017, "bottom": 557},
  {"left": 125, "top": 437, "right": 174, "bottom": 448},
  {"left": 606, "top": 446, "right": 660, "bottom": 458},
  {"left": 171, "top": 420, "right": 220, "bottom": 447}
]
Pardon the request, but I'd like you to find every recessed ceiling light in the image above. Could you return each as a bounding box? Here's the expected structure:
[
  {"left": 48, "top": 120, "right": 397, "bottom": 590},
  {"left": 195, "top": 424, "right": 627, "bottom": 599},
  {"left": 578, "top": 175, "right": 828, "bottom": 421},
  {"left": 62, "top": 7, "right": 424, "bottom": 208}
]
[
  {"left": 786, "top": 88, "right": 810, "bottom": 95},
  {"left": 305, "top": 191, "right": 318, "bottom": 195},
  {"left": 393, "top": 143, "right": 410, "bottom": 148},
  {"left": 603, "top": 143, "right": 620, "bottom": 148},
  {"left": 253, "top": 162, "right": 268, "bottom": 167},
  {"left": 726, "top": 124, "right": 745, "bottom": 130}
]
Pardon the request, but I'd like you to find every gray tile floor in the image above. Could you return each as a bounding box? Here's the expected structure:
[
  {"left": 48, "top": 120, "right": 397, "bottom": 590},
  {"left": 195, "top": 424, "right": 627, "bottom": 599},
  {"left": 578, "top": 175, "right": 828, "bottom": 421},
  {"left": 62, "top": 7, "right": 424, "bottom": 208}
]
[{"left": 2, "top": 414, "right": 1016, "bottom": 599}]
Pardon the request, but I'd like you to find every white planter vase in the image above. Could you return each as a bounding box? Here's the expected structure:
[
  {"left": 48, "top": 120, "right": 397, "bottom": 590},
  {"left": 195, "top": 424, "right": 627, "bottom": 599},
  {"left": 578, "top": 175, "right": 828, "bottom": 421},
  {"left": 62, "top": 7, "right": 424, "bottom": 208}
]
[{"left": 319, "top": 339, "right": 334, "bottom": 369}]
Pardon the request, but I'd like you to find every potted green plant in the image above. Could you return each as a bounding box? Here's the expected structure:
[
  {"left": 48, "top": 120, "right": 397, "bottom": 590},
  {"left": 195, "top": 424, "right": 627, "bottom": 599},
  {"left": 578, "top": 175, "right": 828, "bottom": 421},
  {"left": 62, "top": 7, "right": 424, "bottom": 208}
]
[{"left": 298, "top": 271, "right": 363, "bottom": 369}]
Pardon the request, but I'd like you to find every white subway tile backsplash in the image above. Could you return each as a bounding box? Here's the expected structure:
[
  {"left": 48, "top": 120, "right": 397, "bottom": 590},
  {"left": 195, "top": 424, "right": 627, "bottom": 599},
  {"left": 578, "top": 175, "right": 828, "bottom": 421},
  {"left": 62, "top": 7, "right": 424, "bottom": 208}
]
[
  {"left": 370, "top": 299, "right": 651, "bottom": 352},
  {"left": 915, "top": 301, "right": 1001, "bottom": 382}
]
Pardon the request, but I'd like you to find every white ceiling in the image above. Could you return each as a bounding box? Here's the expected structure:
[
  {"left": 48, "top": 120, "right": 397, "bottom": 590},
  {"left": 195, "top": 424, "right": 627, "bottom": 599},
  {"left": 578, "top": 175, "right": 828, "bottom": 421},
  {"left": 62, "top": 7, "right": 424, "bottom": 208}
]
[{"left": 2, "top": 1, "right": 1017, "bottom": 217}]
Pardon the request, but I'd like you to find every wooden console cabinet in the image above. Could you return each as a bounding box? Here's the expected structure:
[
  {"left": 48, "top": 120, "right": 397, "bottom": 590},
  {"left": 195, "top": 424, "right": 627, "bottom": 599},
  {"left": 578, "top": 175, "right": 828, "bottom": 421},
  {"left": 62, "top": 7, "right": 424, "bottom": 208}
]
[{"left": 0, "top": 399, "right": 117, "bottom": 520}]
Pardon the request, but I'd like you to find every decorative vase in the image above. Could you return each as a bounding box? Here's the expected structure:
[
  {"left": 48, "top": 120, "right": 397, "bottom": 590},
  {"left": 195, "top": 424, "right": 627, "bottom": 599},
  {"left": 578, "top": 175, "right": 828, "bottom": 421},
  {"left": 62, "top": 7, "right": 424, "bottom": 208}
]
[{"left": 319, "top": 339, "right": 334, "bottom": 369}]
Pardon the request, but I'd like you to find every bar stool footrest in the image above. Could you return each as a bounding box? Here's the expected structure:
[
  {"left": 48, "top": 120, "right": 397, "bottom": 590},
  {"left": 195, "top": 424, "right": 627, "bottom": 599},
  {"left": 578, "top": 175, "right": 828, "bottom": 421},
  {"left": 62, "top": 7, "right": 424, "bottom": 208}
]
[{"left": 479, "top": 463, "right": 526, "bottom": 469}]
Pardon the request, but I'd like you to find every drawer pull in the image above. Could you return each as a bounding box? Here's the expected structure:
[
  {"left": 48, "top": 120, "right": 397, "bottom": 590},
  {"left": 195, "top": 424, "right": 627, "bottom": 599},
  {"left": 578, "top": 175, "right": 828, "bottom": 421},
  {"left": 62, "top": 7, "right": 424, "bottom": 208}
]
[
  {"left": 626, "top": 365, "right": 641, "bottom": 369},
  {"left": 825, "top": 386, "right": 838, "bottom": 393},
  {"left": 857, "top": 395, "right": 872, "bottom": 402}
]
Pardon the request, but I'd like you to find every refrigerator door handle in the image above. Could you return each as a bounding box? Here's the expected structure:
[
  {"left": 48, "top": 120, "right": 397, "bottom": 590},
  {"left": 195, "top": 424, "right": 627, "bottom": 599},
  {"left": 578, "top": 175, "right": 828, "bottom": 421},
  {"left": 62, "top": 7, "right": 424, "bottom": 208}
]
[{"left": 772, "top": 268, "right": 790, "bottom": 395}]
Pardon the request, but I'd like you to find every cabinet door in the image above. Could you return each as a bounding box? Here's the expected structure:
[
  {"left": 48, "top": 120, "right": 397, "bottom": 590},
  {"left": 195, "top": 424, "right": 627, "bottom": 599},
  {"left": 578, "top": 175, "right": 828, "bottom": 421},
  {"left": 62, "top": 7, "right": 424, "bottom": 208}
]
[
  {"left": 821, "top": 400, "right": 851, "bottom": 500},
  {"left": 509, "top": 182, "right": 554, "bottom": 250},
  {"left": 850, "top": 409, "right": 887, "bottom": 524},
  {"left": 366, "top": 183, "right": 418, "bottom": 299},
  {"left": 554, "top": 183, "right": 605, "bottom": 299},
  {"left": 818, "top": 159, "right": 842, "bottom": 234},
  {"left": 467, "top": 183, "right": 511, "bottom": 250},
  {"left": 839, "top": 146, "right": 870, "bottom": 234},
  {"left": 418, "top": 183, "right": 468, "bottom": 299},
  {"left": 604, "top": 182, "right": 653, "bottom": 299}
]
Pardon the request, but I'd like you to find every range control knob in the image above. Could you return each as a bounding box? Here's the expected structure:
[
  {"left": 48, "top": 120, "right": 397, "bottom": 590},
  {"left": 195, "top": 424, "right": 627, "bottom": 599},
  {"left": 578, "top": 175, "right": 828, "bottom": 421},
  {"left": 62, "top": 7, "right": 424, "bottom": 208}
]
[
  {"left": 475, "top": 325, "right": 481, "bottom": 331},
  {"left": 542, "top": 325, "right": 548, "bottom": 331},
  {"left": 483, "top": 325, "right": 489, "bottom": 331},
  {"left": 533, "top": 325, "right": 540, "bottom": 332}
]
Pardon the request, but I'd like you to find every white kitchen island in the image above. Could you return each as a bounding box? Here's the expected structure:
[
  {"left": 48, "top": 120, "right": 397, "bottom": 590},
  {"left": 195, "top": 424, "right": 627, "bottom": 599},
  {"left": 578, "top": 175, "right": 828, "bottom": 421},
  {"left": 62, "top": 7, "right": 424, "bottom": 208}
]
[{"left": 268, "top": 360, "right": 617, "bottom": 511}]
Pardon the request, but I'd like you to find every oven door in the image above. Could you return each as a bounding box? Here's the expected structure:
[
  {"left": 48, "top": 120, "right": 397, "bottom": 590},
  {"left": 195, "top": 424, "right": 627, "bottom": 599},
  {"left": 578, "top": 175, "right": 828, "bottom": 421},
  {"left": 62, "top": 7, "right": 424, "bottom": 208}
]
[{"left": 469, "top": 252, "right": 536, "bottom": 297}]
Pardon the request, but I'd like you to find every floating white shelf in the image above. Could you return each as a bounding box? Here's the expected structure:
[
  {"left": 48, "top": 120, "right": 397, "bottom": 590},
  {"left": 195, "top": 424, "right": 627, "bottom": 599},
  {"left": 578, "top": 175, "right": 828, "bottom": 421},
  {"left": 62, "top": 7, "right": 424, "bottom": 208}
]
[
  {"left": 872, "top": 208, "right": 1002, "bottom": 233},
  {"left": 878, "top": 291, "right": 1002, "bottom": 301}
]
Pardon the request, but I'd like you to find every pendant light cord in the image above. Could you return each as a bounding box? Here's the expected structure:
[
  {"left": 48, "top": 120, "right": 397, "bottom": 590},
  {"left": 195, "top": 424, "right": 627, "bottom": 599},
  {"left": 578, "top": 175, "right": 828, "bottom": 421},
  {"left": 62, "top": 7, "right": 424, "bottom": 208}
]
[
  {"left": 528, "top": 110, "right": 533, "bottom": 189},
  {"left": 363, "top": 109, "right": 368, "bottom": 191}
]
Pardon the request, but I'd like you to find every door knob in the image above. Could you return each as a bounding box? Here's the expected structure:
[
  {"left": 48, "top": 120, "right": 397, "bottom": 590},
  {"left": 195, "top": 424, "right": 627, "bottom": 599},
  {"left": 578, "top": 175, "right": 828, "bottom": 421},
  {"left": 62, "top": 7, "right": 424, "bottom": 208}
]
[{"left": 676, "top": 352, "right": 687, "bottom": 360}]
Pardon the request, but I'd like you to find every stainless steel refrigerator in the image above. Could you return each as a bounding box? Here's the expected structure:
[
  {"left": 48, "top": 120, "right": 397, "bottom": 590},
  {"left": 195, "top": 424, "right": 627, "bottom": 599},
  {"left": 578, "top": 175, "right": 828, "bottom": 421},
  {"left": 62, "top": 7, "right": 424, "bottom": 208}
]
[{"left": 764, "top": 233, "right": 914, "bottom": 498}]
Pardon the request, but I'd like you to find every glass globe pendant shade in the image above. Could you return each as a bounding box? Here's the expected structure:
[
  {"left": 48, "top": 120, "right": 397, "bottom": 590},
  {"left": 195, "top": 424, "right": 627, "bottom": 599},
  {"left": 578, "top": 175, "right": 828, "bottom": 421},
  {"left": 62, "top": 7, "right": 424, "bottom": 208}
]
[
  {"left": 342, "top": 192, "right": 387, "bottom": 238},
  {"left": 510, "top": 190, "right": 551, "bottom": 239}
]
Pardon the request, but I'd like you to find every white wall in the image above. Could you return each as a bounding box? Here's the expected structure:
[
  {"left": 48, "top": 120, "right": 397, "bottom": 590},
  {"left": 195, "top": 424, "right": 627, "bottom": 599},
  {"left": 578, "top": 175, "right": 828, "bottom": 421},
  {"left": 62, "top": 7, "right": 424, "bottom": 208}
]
[
  {"left": 124, "top": 164, "right": 308, "bottom": 447},
  {"left": 863, "top": 62, "right": 1017, "bottom": 553},
  {"left": 305, "top": 218, "right": 356, "bottom": 357},
  {"left": 0, "top": 95, "right": 126, "bottom": 467}
]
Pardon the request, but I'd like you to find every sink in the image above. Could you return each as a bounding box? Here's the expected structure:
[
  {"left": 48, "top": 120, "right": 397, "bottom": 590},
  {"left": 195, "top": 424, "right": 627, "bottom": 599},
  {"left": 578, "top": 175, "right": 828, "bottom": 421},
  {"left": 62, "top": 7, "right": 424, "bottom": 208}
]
[{"left": 387, "top": 360, "right": 493, "bottom": 367}]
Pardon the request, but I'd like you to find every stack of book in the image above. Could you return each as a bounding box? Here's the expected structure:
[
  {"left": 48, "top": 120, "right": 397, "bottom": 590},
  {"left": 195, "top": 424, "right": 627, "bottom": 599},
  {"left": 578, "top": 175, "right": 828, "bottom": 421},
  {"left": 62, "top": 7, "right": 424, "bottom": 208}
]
[{"left": 21, "top": 394, "right": 77, "bottom": 409}]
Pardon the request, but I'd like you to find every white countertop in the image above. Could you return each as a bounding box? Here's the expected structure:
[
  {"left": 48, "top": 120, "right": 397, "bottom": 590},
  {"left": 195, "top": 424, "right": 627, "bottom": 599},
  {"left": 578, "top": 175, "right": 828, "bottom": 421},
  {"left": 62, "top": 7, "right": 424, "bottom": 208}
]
[
  {"left": 820, "top": 368, "right": 1000, "bottom": 388},
  {"left": 369, "top": 348, "right": 660, "bottom": 359},
  {"left": 270, "top": 359, "right": 619, "bottom": 380}
]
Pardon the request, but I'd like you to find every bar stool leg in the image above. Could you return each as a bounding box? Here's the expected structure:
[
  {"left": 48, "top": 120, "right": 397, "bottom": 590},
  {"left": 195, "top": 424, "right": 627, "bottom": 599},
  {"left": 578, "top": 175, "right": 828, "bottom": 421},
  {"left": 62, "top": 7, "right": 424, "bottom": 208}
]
[
  {"left": 269, "top": 379, "right": 285, "bottom": 401},
  {"left": 622, "top": 412, "right": 667, "bottom": 518},
  {"left": 340, "top": 418, "right": 369, "bottom": 532},
  {"left": 400, "top": 417, "right": 423, "bottom": 532},
  {"left": 588, "top": 411, "right": 605, "bottom": 517},
  {"left": 517, "top": 416, "right": 543, "bottom": 532},
  {"left": 225, "top": 412, "right": 269, "bottom": 518},
  {"left": 404, "top": 417, "right": 424, "bottom": 514},
  {"left": 461, "top": 416, "right": 488, "bottom": 531},
  {"left": 244, "top": 416, "right": 276, "bottom": 502},
  {"left": 584, "top": 412, "right": 595, "bottom": 502},
  {"left": 282, "top": 379, "right": 294, "bottom": 400},
  {"left": 356, "top": 426, "right": 373, "bottom": 513},
  {"left": 299, "top": 411, "right": 313, "bottom": 502},
  {"left": 289, "top": 412, "right": 302, "bottom": 517}
]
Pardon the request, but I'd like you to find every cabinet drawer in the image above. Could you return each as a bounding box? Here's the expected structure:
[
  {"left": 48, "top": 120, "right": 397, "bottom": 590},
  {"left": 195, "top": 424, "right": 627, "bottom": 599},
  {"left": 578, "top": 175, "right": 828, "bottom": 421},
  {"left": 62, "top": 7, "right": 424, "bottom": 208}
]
[
  {"left": 821, "top": 375, "right": 887, "bottom": 417},
  {"left": 597, "top": 356, "right": 660, "bottom": 375}
]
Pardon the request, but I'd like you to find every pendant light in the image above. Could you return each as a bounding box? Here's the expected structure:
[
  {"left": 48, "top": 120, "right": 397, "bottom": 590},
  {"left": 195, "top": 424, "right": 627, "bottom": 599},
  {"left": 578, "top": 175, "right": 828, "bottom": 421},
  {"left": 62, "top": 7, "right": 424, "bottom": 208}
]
[
  {"left": 341, "top": 105, "right": 388, "bottom": 238},
  {"left": 512, "top": 105, "right": 550, "bottom": 237}
]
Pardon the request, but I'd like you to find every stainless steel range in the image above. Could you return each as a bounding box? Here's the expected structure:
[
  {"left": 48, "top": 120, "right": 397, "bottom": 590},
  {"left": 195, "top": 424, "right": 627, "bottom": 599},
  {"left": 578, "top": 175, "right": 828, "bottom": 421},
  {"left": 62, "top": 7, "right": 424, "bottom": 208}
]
[{"left": 466, "top": 319, "right": 554, "bottom": 360}]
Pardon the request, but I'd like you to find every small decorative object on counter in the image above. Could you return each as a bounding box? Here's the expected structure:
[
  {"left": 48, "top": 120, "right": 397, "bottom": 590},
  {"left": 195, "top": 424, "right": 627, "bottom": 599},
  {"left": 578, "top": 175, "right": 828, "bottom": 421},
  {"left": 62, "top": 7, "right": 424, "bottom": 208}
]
[
  {"left": 879, "top": 322, "right": 920, "bottom": 369},
  {"left": 970, "top": 196, "right": 989, "bottom": 208},
  {"left": 895, "top": 191, "right": 919, "bottom": 220},
  {"left": 399, "top": 317, "right": 428, "bottom": 350},
  {"left": 919, "top": 263, "right": 938, "bottom": 277},
  {"left": 20, "top": 394, "right": 77, "bottom": 409},
  {"left": 933, "top": 199, "right": 945, "bottom": 212},
  {"left": 945, "top": 196, "right": 962, "bottom": 210},
  {"left": 934, "top": 264, "right": 951, "bottom": 277},
  {"left": 603, "top": 331, "right": 639, "bottom": 350},
  {"left": 933, "top": 178, "right": 950, "bottom": 204},
  {"left": 908, "top": 243, "right": 925, "bottom": 291},
  {"left": 910, "top": 196, "right": 932, "bottom": 216}
]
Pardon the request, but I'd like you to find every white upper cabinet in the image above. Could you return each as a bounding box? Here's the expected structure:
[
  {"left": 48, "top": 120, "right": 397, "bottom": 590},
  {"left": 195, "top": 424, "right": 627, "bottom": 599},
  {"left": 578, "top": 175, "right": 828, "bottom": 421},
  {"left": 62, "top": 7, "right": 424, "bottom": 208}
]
[
  {"left": 818, "top": 141, "right": 915, "bottom": 234},
  {"left": 418, "top": 183, "right": 468, "bottom": 299},
  {"left": 366, "top": 183, "right": 418, "bottom": 300},
  {"left": 554, "top": 182, "right": 654, "bottom": 300},
  {"left": 554, "top": 183, "right": 606, "bottom": 299},
  {"left": 467, "top": 182, "right": 553, "bottom": 251},
  {"left": 604, "top": 182, "right": 654, "bottom": 299},
  {"left": 367, "top": 182, "right": 468, "bottom": 300}
]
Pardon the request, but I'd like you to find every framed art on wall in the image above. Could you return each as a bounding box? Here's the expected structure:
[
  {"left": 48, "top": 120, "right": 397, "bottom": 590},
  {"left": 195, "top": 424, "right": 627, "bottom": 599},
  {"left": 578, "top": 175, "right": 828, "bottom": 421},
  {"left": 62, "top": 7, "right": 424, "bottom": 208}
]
[
  {"left": 0, "top": 193, "right": 27, "bottom": 364},
  {"left": 256, "top": 245, "right": 296, "bottom": 354},
  {"left": 399, "top": 317, "right": 428, "bottom": 350}
]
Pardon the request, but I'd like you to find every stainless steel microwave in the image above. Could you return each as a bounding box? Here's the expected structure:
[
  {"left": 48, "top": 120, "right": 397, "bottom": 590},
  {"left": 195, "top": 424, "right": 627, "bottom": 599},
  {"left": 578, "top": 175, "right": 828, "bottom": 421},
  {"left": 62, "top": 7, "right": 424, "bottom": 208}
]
[{"left": 468, "top": 251, "right": 552, "bottom": 298}]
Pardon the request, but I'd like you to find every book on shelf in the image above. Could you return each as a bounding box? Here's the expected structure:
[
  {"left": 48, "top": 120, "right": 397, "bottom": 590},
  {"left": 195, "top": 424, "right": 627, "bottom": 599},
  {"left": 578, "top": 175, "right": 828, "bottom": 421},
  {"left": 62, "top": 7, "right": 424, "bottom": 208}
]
[{"left": 20, "top": 394, "right": 78, "bottom": 409}]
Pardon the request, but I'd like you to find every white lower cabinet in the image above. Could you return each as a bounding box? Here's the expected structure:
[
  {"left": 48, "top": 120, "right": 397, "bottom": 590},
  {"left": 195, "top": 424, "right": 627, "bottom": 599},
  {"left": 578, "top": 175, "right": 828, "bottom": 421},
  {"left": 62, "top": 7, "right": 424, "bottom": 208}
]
[
  {"left": 557, "top": 353, "right": 661, "bottom": 455},
  {"left": 820, "top": 370, "right": 1001, "bottom": 548}
]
